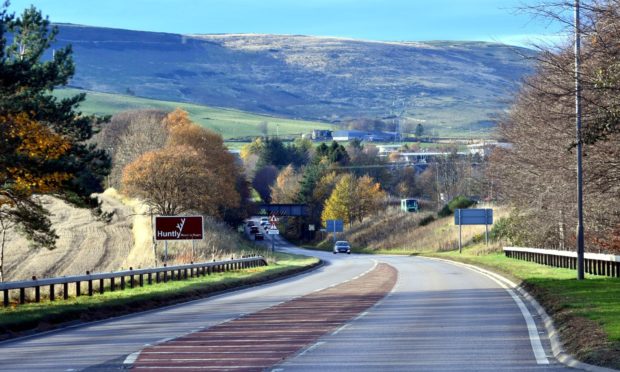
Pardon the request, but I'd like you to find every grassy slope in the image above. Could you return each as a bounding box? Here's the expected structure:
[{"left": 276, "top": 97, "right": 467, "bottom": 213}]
[
  {"left": 55, "top": 88, "right": 334, "bottom": 139},
  {"left": 0, "top": 252, "right": 319, "bottom": 339},
  {"left": 310, "top": 208, "right": 620, "bottom": 368}
]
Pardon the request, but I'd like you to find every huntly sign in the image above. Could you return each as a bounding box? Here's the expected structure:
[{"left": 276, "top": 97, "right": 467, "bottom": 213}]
[{"left": 155, "top": 216, "right": 203, "bottom": 240}]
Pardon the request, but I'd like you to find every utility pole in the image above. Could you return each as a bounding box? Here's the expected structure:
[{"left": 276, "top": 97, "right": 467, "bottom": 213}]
[{"left": 575, "top": 0, "right": 585, "bottom": 280}]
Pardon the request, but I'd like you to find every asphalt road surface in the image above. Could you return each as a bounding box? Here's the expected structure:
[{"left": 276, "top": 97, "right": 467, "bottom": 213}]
[{"left": 0, "top": 232, "right": 576, "bottom": 371}]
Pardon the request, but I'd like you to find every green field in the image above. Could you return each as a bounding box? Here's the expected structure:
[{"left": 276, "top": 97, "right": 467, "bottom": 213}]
[{"left": 55, "top": 88, "right": 335, "bottom": 140}]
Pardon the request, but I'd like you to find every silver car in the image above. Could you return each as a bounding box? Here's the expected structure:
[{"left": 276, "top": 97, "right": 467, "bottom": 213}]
[{"left": 333, "top": 240, "right": 351, "bottom": 254}]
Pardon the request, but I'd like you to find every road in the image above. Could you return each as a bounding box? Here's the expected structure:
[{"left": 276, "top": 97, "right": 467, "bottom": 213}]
[{"left": 0, "top": 232, "right": 575, "bottom": 371}]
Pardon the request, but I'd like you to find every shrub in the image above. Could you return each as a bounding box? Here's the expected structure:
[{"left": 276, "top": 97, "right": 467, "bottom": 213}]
[
  {"left": 438, "top": 196, "right": 475, "bottom": 217},
  {"left": 418, "top": 215, "right": 435, "bottom": 226}
]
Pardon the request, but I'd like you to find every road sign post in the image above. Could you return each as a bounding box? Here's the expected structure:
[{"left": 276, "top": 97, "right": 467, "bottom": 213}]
[
  {"left": 454, "top": 209, "right": 493, "bottom": 254},
  {"left": 326, "top": 219, "right": 344, "bottom": 243},
  {"left": 155, "top": 216, "right": 204, "bottom": 264}
]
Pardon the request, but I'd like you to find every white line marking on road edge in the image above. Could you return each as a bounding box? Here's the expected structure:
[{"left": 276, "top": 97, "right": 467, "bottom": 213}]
[
  {"left": 297, "top": 341, "right": 325, "bottom": 357},
  {"left": 123, "top": 351, "right": 142, "bottom": 365},
  {"left": 155, "top": 337, "right": 173, "bottom": 344},
  {"left": 425, "top": 257, "right": 549, "bottom": 365},
  {"left": 331, "top": 323, "right": 350, "bottom": 336},
  {"left": 354, "top": 311, "right": 369, "bottom": 321}
]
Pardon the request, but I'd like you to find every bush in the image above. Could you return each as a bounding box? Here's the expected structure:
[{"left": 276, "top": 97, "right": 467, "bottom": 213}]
[
  {"left": 438, "top": 196, "right": 475, "bottom": 217},
  {"left": 418, "top": 215, "right": 435, "bottom": 226}
]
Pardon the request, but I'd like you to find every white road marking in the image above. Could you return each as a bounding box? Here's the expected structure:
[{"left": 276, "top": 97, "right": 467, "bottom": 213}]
[
  {"left": 331, "top": 323, "right": 350, "bottom": 336},
  {"left": 427, "top": 258, "right": 549, "bottom": 365},
  {"left": 123, "top": 351, "right": 141, "bottom": 365},
  {"left": 297, "top": 341, "right": 325, "bottom": 357}
]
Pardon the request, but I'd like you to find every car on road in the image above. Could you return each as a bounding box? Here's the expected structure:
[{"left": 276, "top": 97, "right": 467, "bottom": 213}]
[
  {"left": 254, "top": 232, "right": 264, "bottom": 240},
  {"left": 333, "top": 240, "right": 351, "bottom": 254},
  {"left": 250, "top": 226, "right": 259, "bottom": 234},
  {"left": 246, "top": 221, "right": 255, "bottom": 227}
]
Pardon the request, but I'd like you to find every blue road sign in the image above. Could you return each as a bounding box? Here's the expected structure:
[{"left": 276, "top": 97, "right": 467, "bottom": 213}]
[
  {"left": 326, "top": 219, "right": 344, "bottom": 232},
  {"left": 454, "top": 209, "right": 493, "bottom": 225}
]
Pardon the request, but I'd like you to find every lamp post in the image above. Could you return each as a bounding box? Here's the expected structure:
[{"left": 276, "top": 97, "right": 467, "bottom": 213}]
[{"left": 574, "top": 0, "right": 585, "bottom": 280}]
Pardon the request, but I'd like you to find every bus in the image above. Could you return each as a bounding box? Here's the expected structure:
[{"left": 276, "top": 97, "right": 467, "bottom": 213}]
[{"left": 400, "top": 198, "right": 419, "bottom": 212}]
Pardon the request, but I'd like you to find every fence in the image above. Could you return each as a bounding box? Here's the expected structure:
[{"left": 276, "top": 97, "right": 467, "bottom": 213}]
[
  {"left": 504, "top": 247, "right": 620, "bottom": 278},
  {"left": 0, "top": 255, "right": 267, "bottom": 307}
]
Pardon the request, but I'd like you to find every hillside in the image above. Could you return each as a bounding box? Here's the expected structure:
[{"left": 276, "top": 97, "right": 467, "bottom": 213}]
[
  {"left": 50, "top": 24, "right": 535, "bottom": 136},
  {"left": 55, "top": 88, "right": 334, "bottom": 140}
]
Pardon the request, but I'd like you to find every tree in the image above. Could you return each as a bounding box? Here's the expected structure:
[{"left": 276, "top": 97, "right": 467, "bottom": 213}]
[
  {"left": 314, "top": 141, "right": 349, "bottom": 165},
  {"left": 121, "top": 114, "right": 242, "bottom": 219},
  {"left": 97, "top": 110, "right": 169, "bottom": 189},
  {"left": 491, "top": 0, "right": 620, "bottom": 251},
  {"left": 322, "top": 174, "right": 358, "bottom": 227},
  {"left": 270, "top": 165, "right": 302, "bottom": 204},
  {"left": 252, "top": 166, "right": 278, "bottom": 203},
  {"left": 0, "top": 5, "right": 111, "bottom": 258},
  {"left": 122, "top": 146, "right": 209, "bottom": 215},
  {"left": 354, "top": 175, "right": 386, "bottom": 223},
  {"left": 258, "top": 121, "right": 268, "bottom": 137},
  {"left": 167, "top": 119, "right": 242, "bottom": 219},
  {"left": 321, "top": 174, "right": 386, "bottom": 227},
  {"left": 415, "top": 123, "right": 424, "bottom": 138}
]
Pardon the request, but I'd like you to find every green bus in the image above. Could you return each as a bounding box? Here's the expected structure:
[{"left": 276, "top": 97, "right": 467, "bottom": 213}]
[{"left": 400, "top": 198, "right": 419, "bottom": 212}]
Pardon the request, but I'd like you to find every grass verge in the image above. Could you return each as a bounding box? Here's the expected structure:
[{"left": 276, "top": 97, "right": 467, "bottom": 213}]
[
  {"left": 0, "top": 252, "right": 319, "bottom": 341},
  {"left": 424, "top": 244, "right": 620, "bottom": 369}
]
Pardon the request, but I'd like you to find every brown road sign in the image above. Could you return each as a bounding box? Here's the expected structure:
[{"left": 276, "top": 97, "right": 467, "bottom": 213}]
[
  {"left": 155, "top": 216, "right": 203, "bottom": 240},
  {"left": 131, "top": 263, "right": 397, "bottom": 371}
]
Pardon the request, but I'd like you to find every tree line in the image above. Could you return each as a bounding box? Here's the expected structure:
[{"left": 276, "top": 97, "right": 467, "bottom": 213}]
[{"left": 490, "top": 0, "right": 619, "bottom": 253}]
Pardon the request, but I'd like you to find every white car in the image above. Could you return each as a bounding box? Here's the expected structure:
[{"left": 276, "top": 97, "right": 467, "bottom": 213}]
[{"left": 333, "top": 241, "right": 351, "bottom": 254}]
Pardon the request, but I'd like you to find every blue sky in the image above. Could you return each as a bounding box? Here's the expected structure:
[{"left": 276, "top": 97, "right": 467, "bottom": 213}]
[{"left": 6, "top": 0, "right": 565, "bottom": 47}]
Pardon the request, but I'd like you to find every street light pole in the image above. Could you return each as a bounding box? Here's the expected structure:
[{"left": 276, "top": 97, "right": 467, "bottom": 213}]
[{"left": 575, "top": 0, "right": 585, "bottom": 280}]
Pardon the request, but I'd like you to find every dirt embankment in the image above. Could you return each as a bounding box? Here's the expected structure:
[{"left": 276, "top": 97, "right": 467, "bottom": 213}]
[{"left": 3, "top": 189, "right": 153, "bottom": 281}]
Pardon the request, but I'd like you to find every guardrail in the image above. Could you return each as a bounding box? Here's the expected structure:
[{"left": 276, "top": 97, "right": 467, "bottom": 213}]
[
  {"left": 0, "top": 255, "right": 268, "bottom": 307},
  {"left": 504, "top": 247, "right": 620, "bottom": 277}
]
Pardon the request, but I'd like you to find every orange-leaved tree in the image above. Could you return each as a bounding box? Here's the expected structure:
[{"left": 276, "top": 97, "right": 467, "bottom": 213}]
[
  {"left": 122, "top": 110, "right": 243, "bottom": 220},
  {"left": 0, "top": 113, "right": 72, "bottom": 281}
]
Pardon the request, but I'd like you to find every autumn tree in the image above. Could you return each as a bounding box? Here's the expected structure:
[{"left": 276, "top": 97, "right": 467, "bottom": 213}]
[
  {"left": 322, "top": 174, "right": 357, "bottom": 227},
  {"left": 322, "top": 174, "right": 386, "bottom": 227},
  {"left": 354, "top": 175, "right": 387, "bottom": 223},
  {"left": 270, "top": 165, "right": 302, "bottom": 204},
  {"left": 0, "top": 4, "right": 110, "bottom": 261},
  {"left": 122, "top": 146, "right": 214, "bottom": 215},
  {"left": 121, "top": 113, "right": 242, "bottom": 220},
  {"left": 166, "top": 117, "right": 244, "bottom": 222}
]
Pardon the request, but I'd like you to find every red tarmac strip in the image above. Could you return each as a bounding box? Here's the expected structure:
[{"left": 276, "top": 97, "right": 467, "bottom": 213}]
[{"left": 131, "top": 263, "right": 397, "bottom": 371}]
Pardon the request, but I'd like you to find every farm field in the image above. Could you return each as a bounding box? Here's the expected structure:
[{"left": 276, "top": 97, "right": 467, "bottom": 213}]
[{"left": 55, "top": 88, "right": 334, "bottom": 140}]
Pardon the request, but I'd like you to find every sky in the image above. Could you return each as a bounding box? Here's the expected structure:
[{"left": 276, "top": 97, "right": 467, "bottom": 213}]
[{"left": 6, "top": 0, "right": 567, "bottom": 47}]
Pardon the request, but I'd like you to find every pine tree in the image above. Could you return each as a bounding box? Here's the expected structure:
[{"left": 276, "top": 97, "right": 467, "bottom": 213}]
[{"left": 0, "top": 5, "right": 111, "bottom": 255}]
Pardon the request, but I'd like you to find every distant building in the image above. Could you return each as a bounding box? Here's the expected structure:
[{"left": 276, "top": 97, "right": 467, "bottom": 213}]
[
  {"left": 467, "top": 142, "right": 512, "bottom": 157},
  {"left": 332, "top": 130, "right": 397, "bottom": 142},
  {"left": 332, "top": 130, "right": 368, "bottom": 141},
  {"left": 311, "top": 129, "right": 333, "bottom": 140}
]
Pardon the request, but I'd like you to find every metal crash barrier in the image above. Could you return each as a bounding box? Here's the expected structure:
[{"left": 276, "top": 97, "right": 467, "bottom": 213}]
[
  {"left": 0, "top": 255, "right": 267, "bottom": 307},
  {"left": 504, "top": 247, "right": 620, "bottom": 277}
]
